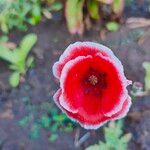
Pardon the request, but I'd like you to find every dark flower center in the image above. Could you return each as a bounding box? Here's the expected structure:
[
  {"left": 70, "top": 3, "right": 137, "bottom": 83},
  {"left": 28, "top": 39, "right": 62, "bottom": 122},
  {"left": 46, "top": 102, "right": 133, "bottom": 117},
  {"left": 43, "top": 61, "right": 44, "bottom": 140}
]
[
  {"left": 81, "top": 68, "right": 107, "bottom": 96},
  {"left": 88, "top": 75, "right": 98, "bottom": 85}
]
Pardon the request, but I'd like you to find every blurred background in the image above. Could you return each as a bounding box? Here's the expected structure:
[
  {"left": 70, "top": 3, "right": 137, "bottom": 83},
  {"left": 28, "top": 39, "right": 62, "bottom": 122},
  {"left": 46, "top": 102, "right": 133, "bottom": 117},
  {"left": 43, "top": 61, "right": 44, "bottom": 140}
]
[{"left": 0, "top": 0, "right": 150, "bottom": 150}]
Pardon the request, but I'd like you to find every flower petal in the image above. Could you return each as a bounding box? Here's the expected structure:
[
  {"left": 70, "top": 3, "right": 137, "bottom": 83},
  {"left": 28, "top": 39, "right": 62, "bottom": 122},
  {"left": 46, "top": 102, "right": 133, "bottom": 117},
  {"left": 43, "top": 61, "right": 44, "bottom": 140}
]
[
  {"left": 53, "top": 89, "right": 131, "bottom": 130},
  {"left": 53, "top": 88, "right": 109, "bottom": 129},
  {"left": 52, "top": 42, "right": 123, "bottom": 79},
  {"left": 111, "top": 96, "right": 132, "bottom": 120},
  {"left": 53, "top": 88, "right": 63, "bottom": 110},
  {"left": 95, "top": 53, "right": 129, "bottom": 117},
  {"left": 60, "top": 51, "right": 129, "bottom": 117},
  {"left": 60, "top": 55, "right": 93, "bottom": 113}
]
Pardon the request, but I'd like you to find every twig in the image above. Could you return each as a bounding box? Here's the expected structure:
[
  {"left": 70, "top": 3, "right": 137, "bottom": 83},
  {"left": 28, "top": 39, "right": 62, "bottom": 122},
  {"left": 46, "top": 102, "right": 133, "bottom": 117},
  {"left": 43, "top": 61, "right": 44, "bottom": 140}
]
[
  {"left": 74, "top": 128, "right": 91, "bottom": 147},
  {"left": 126, "top": 17, "right": 150, "bottom": 28},
  {"left": 74, "top": 128, "right": 80, "bottom": 147}
]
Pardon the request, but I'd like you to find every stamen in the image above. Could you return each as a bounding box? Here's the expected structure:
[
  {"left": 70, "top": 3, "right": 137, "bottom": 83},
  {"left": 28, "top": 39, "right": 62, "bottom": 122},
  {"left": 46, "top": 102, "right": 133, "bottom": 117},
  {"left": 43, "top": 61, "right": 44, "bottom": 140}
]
[{"left": 88, "top": 75, "right": 98, "bottom": 85}]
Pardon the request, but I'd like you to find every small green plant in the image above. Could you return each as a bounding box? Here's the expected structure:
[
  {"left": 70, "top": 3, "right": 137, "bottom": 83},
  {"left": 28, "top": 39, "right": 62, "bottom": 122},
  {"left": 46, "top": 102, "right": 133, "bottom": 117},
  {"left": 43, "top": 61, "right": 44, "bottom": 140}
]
[
  {"left": 0, "top": 34, "right": 37, "bottom": 87},
  {"left": 0, "top": 0, "right": 62, "bottom": 33},
  {"left": 40, "top": 104, "right": 74, "bottom": 142},
  {"left": 18, "top": 99, "right": 74, "bottom": 143},
  {"left": 86, "top": 120, "right": 131, "bottom": 150},
  {"left": 0, "top": 0, "right": 42, "bottom": 32}
]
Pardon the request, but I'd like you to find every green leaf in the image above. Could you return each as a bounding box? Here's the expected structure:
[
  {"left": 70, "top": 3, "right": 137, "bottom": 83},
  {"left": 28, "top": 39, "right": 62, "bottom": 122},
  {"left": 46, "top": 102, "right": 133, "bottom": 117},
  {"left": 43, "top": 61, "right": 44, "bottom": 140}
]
[
  {"left": 0, "top": 35, "right": 8, "bottom": 43},
  {"left": 112, "top": 0, "right": 124, "bottom": 14},
  {"left": 64, "top": 123, "right": 73, "bottom": 132},
  {"left": 30, "top": 5, "right": 41, "bottom": 25},
  {"left": 9, "top": 72, "right": 20, "bottom": 87},
  {"left": 0, "top": 0, "right": 11, "bottom": 14},
  {"left": 1, "top": 22, "right": 9, "bottom": 33},
  {"left": 9, "top": 64, "right": 18, "bottom": 71},
  {"left": 106, "top": 21, "right": 120, "bottom": 32},
  {"left": 87, "top": 0, "right": 100, "bottom": 20},
  {"left": 30, "top": 124, "right": 40, "bottom": 139},
  {"left": 48, "top": 2, "right": 63, "bottom": 11},
  {"left": 0, "top": 45, "right": 16, "bottom": 63},
  {"left": 49, "top": 134, "right": 58, "bottom": 143},
  {"left": 98, "top": 142, "right": 109, "bottom": 150},
  {"left": 18, "top": 115, "right": 32, "bottom": 127},
  {"left": 143, "top": 62, "right": 150, "bottom": 91},
  {"left": 40, "top": 115, "right": 51, "bottom": 128},
  {"left": 53, "top": 114, "right": 66, "bottom": 122},
  {"left": 85, "top": 144, "right": 100, "bottom": 150},
  {"left": 50, "top": 123, "right": 59, "bottom": 132},
  {"left": 120, "top": 133, "right": 132, "bottom": 143},
  {"left": 26, "top": 56, "right": 34, "bottom": 68},
  {"left": 65, "top": 0, "right": 84, "bottom": 34},
  {"left": 19, "top": 33, "right": 37, "bottom": 58}
]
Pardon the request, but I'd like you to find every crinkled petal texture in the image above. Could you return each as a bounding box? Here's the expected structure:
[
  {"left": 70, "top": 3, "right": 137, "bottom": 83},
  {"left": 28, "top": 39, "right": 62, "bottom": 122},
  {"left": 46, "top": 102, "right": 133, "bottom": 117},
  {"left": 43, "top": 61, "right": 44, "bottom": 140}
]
[{"left": 53, "top": 42, "right": 132, "bottom": 129}]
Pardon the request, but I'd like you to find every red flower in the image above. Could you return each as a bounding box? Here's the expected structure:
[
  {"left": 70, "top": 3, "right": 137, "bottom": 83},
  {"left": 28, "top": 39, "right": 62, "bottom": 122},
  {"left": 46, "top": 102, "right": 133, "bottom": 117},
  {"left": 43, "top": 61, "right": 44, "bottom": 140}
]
[{"left": 52, "top": 42, "right": 132, "bottom": 129}]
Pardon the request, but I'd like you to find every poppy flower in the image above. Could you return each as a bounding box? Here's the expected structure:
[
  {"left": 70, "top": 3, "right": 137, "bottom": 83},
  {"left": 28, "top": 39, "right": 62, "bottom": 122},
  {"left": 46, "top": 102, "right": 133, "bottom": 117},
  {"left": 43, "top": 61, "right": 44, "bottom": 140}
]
[{"left": 52, "top": 42, "right": 132, "bottom": 129}]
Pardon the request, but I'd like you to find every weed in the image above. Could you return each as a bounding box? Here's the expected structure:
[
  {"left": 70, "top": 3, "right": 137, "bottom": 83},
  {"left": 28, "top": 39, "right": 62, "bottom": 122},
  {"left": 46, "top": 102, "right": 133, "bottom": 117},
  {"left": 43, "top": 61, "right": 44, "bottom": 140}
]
[
  {"left": 0, "top": 34, "right": 37, "bottom": 87},
  {"left": 18, "top": 100, "right": 75, "bottom": 142},
  {"left": 86, "top": 120, "right": 131, "bottom": 150}
]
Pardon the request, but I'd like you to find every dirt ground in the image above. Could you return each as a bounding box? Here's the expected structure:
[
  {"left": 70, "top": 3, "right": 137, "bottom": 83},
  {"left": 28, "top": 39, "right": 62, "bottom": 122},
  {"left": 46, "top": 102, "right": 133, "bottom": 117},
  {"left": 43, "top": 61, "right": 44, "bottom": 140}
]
[{"left": 0, "top": 3, "right": 150, "bottom": 149}]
